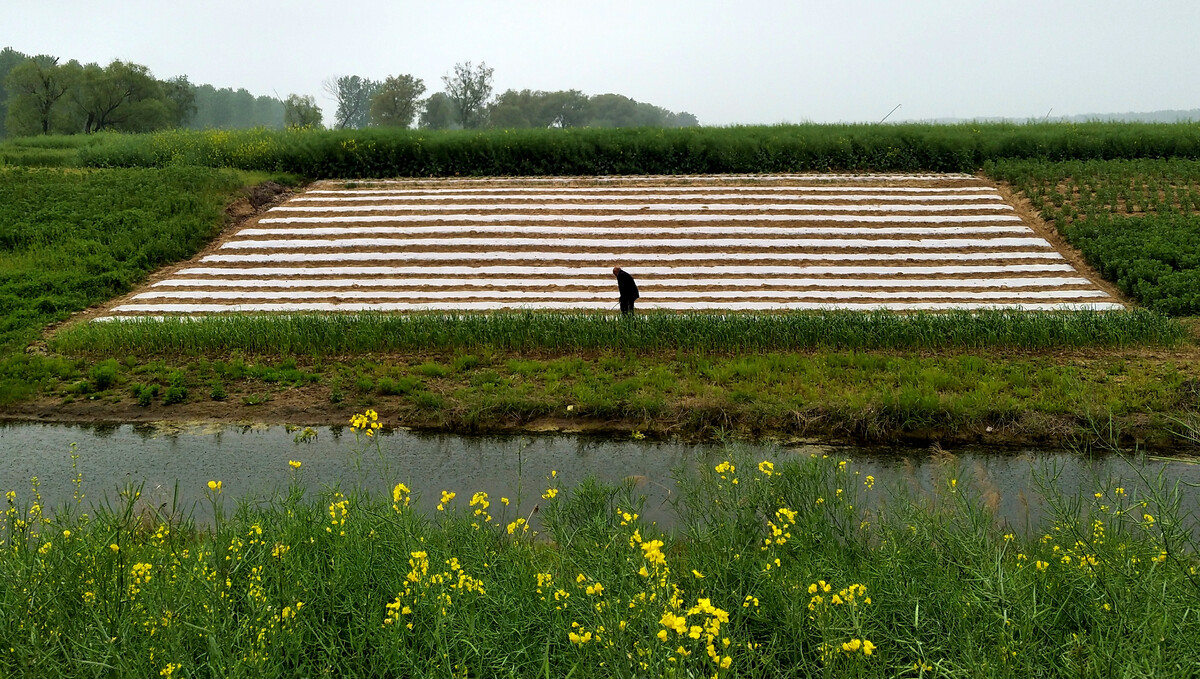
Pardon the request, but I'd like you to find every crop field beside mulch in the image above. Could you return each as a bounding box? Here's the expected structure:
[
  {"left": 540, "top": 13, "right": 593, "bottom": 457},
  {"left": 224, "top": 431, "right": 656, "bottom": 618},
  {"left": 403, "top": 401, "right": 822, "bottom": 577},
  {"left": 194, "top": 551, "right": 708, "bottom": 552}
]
[{"left": 93, "top": 173, "right": 1122, "bottom": 320}]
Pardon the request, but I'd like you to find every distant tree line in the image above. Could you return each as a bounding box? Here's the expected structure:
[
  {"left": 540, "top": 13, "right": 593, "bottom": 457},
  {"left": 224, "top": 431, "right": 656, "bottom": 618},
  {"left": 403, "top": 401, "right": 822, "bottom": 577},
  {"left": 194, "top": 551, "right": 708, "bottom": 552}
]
[
  {"left": 1, "top": 48, "right": 698, "bottom": 138},
  {"left": 325, "top": 61, "right": 699, "bottom": 131},
  {"left": 0, "top": 47, "right": 289, "bottom": 137}
]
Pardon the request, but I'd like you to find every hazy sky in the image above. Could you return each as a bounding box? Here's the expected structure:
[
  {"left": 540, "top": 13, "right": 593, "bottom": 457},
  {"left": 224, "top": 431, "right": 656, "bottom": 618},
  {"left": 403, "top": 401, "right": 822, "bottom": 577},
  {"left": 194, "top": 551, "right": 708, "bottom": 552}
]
[{"left": 7, "top": 1, "right": 1200, "bottom": 125}]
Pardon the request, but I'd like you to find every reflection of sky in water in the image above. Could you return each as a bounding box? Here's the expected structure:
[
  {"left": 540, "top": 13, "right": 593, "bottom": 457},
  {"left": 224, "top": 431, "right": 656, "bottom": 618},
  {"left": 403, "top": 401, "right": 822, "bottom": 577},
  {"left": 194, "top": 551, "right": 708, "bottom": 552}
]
[{"left": 1, "top": 423, "right": 1197, "bottom": 534}]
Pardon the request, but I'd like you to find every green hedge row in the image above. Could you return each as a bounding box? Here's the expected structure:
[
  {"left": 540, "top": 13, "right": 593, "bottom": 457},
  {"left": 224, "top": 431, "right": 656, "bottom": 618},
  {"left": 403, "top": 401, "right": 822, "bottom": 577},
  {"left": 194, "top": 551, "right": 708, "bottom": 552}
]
[{"left": 77, "top": 122, "right": 1200, "bottom": 178}]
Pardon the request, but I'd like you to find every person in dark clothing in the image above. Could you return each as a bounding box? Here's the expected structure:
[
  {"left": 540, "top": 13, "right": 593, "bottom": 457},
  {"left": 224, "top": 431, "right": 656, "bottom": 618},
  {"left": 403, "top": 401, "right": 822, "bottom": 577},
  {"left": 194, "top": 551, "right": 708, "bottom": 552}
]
[{"left": 613, "top": 267, "right": 639, "bottom": 315}]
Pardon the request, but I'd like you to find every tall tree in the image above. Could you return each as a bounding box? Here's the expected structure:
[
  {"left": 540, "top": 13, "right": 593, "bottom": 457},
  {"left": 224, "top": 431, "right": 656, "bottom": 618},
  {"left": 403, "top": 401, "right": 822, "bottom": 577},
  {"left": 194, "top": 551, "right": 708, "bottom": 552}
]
[
  {"left": 67, "top": 60, "right": 167, "bottom": 133},
  {"left": 419, "top": 92, "right": 457, "bottom": 130},
  {"left": 543, "top": 89, "right": 590, "bottom": 128},
  {"left": 0, "top": 47, "right": 30, "bottom": 138},
  {"left": 161, "top": 75, "right": 197, "bottom": 128},
  {"left": 323, "top": 75, "right": 378, "bottom": 129},
  {"left": 4, "top": 55, "right": 69, "bottom": 135},
  {"left": 369, "top": 74, "right": 426, "bottom": 128},
  {"left": 283, "top": 94, "right": 322, "bottom": 128},
  {"left": 442, "top": 61, "right": 493, "bottom": 129},
  {"left": 487, "top": 89, "right": 594, "bottom": 129}
]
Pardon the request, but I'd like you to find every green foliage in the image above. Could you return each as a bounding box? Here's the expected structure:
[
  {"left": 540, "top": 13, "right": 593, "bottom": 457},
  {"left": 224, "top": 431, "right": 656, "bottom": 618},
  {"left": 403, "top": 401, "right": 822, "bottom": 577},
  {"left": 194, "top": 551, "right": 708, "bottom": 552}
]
[
  {"left": 0, "top": 166, "right": 244, "bottom": 352},
  {"left": 76, "top": 122, "right": 1200, "bottom": 178},
  {"left": 88, "top": 359, "right": 118, "bottom": 391},
  {"left": 990, "top": 158, "right": 1200, "bottom": 315},
  {"left": 50, "top": 310, "right": 1186, "bottom": 357},
  {"left": 187, "top": 83, "right": 283, "bottom": 130},
  {"left": 325, "top": 75, "right": 378, "bottom": 130},
  {"left": 0, "top": 445, "right": 1197, "bottom": 676},
  {"left": 369, "top": 74, "right": 425, "bottom": 129},
  {"left": 442, "top": 61, "right": 494, "bottom": 129},
  {"left": 282, "top": 94, "right": 322, "bottom": 129}
]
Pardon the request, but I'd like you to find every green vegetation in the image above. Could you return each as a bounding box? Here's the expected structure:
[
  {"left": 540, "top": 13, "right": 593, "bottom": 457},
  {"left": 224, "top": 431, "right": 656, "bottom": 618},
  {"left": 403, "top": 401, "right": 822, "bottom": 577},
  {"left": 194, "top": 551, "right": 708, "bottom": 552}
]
[
  {"left": 77, "top": 122, "right": 1200, "bottom": 177},
  {"left": 52, "top": 309, "right": 1187, "bottom": 357},
  {"left": 990, "top": 158, "right": 1200, "bottom": 315},
  {"left": 0, "top": 166, "right": 244, "bottom": 353},
  {"left": 2, "top": 437, "right": 1197, "bottom": 677},
  {"left": 10, "top": 348, "right": 1197, "bottom": 447}
]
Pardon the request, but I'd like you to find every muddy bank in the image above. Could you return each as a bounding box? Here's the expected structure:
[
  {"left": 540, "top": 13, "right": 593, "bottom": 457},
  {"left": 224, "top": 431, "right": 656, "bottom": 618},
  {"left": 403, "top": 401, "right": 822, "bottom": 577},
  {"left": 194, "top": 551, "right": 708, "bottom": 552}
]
[{"left": 2, "top": 394, "right": 1193, "bottom": 452}]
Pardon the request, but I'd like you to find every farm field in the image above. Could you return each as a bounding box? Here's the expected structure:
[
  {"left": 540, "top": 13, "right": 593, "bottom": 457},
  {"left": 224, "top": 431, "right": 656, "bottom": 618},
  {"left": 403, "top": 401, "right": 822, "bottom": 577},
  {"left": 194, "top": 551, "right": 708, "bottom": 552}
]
[
  {"left": 94, "top": 173, "right": 1122, "bottom": 318},
  {"left": 1, "top": 127, "right": 1198, "bottom": 447}
]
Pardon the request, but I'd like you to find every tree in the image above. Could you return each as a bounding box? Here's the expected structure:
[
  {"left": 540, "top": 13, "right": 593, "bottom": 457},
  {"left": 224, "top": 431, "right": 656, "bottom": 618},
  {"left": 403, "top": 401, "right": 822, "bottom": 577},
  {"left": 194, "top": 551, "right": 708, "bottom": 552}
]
[
  {"left": 442, "top": 61, "right": 493, "bottom": 129},
  {"left": 190, "top": 85, "right": 284, "bottom": 129},
  {"left": 67, "top": 60, "right": 169, "bottom": 133},
  {"left": 487, "top": 89, "right": 593, "bottom": 130},
  {"left": 369, "top": 74, "right": 425, "bottom": 128},
  {"left": 161, "top": 75, "right": 197, "bottom": 128},
  {"left": 419, "top": 92, "right": 457, "bottom": 130},
  {"left": 487, "top": 89, "right": 539, "bottom": 129},
  {"left": 0, "top": 47, "right": 30, "bottom": 138},
  {"left": 542, "top": 89, "right": 589, "bottom": 128},
  {"left": 283, "top": 94, "right": 322, "bottom": 128},
  {"left": 323, "top": 75, "right": 378, "bottom": 129},
  {"left": 4, "top": 55, "right": 69, "bottom": 135}
]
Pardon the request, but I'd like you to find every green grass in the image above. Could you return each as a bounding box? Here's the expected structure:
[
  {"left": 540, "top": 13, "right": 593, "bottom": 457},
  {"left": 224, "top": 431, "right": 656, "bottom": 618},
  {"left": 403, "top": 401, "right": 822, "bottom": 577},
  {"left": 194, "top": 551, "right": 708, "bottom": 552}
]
[
  {"left": 989, "top": 158, "right": 1200, "bottom": 315},
  {"left": 75, "top": 122, "right": 1200, "bottom": 177},
  {"left": 1, "top": 438, "right": 1196, "bottom": 677},
  {"left": 12, "top": 348, "right": 1198, "bottom": 447},
  {"left": 0, "top": 133, "right": 117, "bottom": 168},
  {"left": 50, "top": 310, "right": 1187, "bottom": 357},
  {"left": 0, "top": 166, "right": 248, "bottom": 353}
]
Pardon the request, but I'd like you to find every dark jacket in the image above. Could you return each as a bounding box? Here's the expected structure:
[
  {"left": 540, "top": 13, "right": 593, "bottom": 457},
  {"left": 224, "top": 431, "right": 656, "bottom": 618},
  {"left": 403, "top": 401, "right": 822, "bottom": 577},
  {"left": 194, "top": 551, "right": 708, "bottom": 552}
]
[{"left": 616, "top": 270, "right": 639, "bottom": 301}]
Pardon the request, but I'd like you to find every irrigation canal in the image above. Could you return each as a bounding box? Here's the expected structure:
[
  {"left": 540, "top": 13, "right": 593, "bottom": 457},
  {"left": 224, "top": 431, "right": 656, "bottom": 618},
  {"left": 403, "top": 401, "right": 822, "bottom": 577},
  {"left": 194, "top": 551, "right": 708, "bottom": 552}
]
[{"left": 1, "top": 422, "right": 1197, "bottom": 531}]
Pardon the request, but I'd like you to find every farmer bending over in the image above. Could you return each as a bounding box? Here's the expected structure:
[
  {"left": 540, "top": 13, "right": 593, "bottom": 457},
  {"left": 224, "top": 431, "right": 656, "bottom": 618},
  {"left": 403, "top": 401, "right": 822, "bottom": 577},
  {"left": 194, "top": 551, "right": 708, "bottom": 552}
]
[{"left": 613, "top": 267, "right": 639, "bottom": 316}]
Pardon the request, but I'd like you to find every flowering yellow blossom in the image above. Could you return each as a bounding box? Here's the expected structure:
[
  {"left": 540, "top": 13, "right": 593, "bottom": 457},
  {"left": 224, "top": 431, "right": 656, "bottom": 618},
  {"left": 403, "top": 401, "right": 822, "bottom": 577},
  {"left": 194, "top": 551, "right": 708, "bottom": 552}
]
[
  {"left": 1036, "top": 560, "right": 1049, "bottom": 571},
  {"left": 288, "top": 460, "right": 302, "bottom": 469},
  {"left": 392, "top": 483, "right": 410, "bottom": 510},
  {"left": 207, "top": 480, "right": 222, "bottom": 493},
  {"left": 542, "top": 488, "right": 558, "bottom": 500},
  {"left": 437, "top": 490, "right": 456, "bottom": 511},
  {"left": 159, "top": 663, "right": 181, "bottom": 678},
  {"left": 864, "top": 475, "right": 875, "bottom": 489},
  {"left": 757, "top": 460, "right": 774, "bottom": 476}
]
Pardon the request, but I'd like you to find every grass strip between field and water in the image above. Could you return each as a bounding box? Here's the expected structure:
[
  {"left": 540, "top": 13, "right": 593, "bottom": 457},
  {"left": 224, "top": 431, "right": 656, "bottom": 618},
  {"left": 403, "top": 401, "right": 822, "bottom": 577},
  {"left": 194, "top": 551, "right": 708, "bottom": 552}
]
[
  {"left": 53, "top": 310, "right": 1187, "bottom": 356},
  {"left": 2, "top": 434, "right": 1198, "bottom": 677}
]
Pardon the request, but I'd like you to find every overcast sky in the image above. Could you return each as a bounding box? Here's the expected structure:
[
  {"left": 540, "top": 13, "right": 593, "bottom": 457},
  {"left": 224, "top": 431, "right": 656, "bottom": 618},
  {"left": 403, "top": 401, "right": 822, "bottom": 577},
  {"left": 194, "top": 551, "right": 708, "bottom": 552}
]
[{"left": 7, "top": 1, "right": 1200, "bottom": 125}]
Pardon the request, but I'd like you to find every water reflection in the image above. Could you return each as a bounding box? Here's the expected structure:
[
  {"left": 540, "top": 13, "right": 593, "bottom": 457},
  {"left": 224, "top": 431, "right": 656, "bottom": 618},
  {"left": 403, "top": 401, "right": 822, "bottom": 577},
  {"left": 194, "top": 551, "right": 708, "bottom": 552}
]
[{"left": 0, "top": 422, "right": 1196, "bottom": 533}]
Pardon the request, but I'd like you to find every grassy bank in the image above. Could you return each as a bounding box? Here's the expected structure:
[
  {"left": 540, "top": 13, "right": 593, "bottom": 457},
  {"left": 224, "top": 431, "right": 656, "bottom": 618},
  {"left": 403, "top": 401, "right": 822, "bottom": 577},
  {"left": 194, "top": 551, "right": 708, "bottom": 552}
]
[
  {"left": 2, "top": 438, "right": 1196, "bottom": 677},
  {"left": 76, "top": 122, "right": 1200, "bottom": 177},
  {"left": 52, "top": 310, "right": 1188, "bottom": 357},
  {"left": 7, "top": 348, "right": 1199, "bottom": 448}
]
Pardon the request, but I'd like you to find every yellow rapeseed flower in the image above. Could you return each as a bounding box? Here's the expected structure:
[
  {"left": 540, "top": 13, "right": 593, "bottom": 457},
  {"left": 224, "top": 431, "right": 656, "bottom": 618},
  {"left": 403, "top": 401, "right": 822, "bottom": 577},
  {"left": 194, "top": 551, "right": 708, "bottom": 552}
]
[
  {"left": 207, "top": 480, "right": 222, "bottom": 493},
  {"left": 288, "top": 460, "right": 302, "bottom": 469}
]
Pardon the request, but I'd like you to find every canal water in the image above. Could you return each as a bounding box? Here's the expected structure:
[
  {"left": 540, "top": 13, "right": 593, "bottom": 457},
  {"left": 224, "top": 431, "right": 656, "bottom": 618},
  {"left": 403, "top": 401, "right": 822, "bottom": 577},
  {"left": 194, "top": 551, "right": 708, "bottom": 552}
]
[{"left": 1, "top": 422, "right": 1197, "bottom": 531}]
